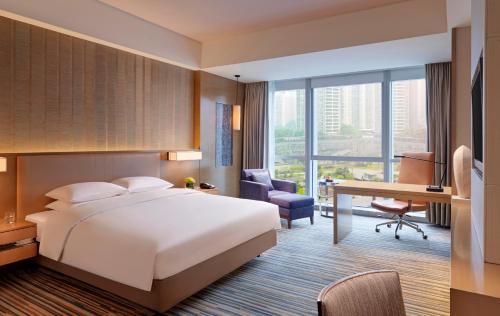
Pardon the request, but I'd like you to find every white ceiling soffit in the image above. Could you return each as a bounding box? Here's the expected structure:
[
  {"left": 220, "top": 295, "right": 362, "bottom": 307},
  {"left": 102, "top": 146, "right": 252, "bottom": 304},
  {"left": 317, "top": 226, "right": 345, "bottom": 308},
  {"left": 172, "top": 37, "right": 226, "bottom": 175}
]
[
  {"left": 200, "top": 0, "right": 448, "bottom": 68},
  {"left": 446, "top": 0, "right": 471, "bottom": 29},
  {"left": 203, "top": 32, "right": 451, "bottom": 83},
  {"left": 99, "top": 0, "right": 409, "bottom": 42}
]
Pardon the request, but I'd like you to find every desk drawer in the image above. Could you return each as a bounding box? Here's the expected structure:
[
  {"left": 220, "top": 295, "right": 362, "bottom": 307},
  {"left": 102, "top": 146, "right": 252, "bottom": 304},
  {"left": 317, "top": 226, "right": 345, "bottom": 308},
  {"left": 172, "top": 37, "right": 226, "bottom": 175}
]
[
  {"left": 0, "top": 243, "right": 37, "bottom": 266},
  {"left": 0, "top": 226, "right": 36, "bottom": 245}
]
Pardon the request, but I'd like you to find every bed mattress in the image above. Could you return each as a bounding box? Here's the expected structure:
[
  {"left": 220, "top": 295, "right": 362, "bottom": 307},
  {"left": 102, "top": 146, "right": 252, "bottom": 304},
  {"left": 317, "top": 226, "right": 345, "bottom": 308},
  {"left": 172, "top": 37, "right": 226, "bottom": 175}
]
[{"left": 29, "top": 189, "right": 280, "bottom": 291}]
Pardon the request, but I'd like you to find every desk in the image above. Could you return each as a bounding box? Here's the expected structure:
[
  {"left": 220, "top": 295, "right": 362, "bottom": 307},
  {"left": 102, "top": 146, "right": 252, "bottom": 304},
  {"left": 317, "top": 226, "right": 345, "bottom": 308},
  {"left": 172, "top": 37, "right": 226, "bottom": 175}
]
[{"left": 332, "top": 180, "right": 452, "bottom": 244}]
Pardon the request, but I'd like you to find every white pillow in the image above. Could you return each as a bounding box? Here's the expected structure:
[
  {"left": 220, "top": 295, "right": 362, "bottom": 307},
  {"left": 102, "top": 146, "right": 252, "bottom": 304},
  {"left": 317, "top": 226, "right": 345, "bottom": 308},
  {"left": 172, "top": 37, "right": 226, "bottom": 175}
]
[
  {"left": 112, "top": 176, "right": 173, "bottom": 193},
  {"left": 46, "top": 182, "right": 127, "bottom": 203},
  {"left": 45, "top": 200, "right": 87, "bottom": 211}
]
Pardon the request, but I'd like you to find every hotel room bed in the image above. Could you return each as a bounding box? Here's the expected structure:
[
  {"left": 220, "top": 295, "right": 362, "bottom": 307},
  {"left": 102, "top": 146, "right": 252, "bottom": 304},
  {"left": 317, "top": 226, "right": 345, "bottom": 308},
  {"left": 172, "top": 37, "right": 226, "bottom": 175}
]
[{"left": 18, "top": 152, "right": 279, "bottom": 312}]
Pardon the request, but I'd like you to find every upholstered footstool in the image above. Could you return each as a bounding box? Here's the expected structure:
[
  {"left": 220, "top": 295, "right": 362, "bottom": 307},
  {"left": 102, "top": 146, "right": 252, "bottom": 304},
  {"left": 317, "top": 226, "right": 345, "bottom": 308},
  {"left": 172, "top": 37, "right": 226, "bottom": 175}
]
[{"left": 269, "top": 193, "right": 315, "bottom": 229}]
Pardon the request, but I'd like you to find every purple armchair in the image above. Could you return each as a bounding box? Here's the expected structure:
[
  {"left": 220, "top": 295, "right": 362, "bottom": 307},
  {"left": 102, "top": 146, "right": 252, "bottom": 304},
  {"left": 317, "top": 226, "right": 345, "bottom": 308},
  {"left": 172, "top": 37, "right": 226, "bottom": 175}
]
[{"left": 240, "top": 169, "right": 314, "bottom": 229}]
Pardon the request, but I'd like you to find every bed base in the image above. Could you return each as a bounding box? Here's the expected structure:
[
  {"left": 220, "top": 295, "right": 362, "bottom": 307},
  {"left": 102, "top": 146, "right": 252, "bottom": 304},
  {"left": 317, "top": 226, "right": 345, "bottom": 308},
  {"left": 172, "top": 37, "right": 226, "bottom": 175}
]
[{"left": 36, "top": 229, "right": 277, "bottom": 312}]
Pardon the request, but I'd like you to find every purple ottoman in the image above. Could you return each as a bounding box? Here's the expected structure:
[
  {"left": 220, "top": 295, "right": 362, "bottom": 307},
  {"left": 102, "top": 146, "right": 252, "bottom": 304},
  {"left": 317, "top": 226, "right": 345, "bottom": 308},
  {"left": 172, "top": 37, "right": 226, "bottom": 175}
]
[{"left": 269, "top": 193, "right": 315, "bottom": 229}]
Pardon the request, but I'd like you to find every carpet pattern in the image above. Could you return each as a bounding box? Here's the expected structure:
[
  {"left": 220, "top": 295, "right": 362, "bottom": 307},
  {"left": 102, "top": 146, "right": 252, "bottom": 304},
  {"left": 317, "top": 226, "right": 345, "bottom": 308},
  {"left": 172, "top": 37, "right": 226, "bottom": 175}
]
[{"left": 0, "top": 214, "right": 450, "bottom": 315}]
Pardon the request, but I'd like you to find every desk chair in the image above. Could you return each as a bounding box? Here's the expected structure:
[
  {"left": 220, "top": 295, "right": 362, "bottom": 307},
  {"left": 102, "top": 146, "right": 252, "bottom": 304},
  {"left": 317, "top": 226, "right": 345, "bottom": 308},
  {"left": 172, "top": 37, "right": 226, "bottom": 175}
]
[
  {"left": 317, "top": 270, "right": 406, "bottom": 316},
  {"left": 372, "top": 152, "right": 435, "bottom": 239}
]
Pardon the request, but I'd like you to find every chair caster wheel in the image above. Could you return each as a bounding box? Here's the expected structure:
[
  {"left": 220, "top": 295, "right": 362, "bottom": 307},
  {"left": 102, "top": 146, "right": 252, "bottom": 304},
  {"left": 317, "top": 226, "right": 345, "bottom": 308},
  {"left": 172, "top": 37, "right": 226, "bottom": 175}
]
[
  {"left": 387, "top": 224, "right": 392, "bottom": 228},
  {"left": 423, "top": 235, "right": 428, "bottom": 240},
  {"left": 395, "top": 235, "right": 400, "bottom": 239},
  {"left": 375, "top": 228, "right": 380, "bottom": 232}
]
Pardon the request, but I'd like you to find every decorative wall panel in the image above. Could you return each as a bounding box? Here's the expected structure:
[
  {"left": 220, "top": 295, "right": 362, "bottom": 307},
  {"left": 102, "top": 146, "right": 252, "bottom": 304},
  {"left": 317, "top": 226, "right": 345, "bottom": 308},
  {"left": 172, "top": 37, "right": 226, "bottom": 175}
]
[{"left": 0, "top": 16, "right": 194, "bottom": 153}]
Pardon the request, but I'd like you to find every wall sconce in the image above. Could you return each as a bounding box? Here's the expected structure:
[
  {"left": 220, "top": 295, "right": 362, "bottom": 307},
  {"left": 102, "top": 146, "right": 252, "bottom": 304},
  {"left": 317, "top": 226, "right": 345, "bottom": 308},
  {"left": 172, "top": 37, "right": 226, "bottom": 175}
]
[
  {"left": 0, "top": 157, "right": 6, "bottom": 172},
  {"left": 165, "top": 151, "right": 202, "bottom": 161},
  {"left": 233, "top": 75, "right": 241, "bottom": 131}
]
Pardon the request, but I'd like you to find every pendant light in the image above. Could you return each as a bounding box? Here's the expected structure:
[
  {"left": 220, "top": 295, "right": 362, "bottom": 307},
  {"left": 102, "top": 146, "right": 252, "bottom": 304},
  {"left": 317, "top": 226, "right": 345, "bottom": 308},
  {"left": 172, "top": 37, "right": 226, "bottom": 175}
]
[{"left": 233, "top": 75, "right": 241, "bottom": 131}]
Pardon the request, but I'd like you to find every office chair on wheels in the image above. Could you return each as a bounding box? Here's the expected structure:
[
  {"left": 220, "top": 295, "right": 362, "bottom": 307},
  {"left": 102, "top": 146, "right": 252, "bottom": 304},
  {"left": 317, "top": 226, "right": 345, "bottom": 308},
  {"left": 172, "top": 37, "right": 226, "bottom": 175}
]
[{"left": 371, "top": 152, "right": 435, "bottom": 240}]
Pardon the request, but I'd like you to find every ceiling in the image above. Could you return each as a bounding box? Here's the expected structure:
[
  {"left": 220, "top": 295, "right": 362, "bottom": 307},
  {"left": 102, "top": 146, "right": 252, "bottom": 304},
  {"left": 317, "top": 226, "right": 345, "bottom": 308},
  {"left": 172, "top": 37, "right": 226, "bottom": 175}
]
[
  {"left": 99, "top": 0, "right": 409, "bottom": 42},
  {"left": 204, "top": 33, "right": 451, "bottom": 82}
]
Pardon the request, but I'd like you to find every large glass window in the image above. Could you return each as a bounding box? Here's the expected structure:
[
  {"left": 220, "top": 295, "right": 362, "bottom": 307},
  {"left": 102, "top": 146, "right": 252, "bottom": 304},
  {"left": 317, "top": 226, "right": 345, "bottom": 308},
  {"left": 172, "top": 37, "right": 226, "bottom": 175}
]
[
  {"left": 272, "top": 89, "right": 306, "bottom": 194},
  {"left": 391, "top": 79, "right": 427, "bottom": 156},
  {"left": 269, "top": 67, "right": 427, "bottom": 209},
  {"left": 314, "top": 83, "right": 382, "bottom": 157}
]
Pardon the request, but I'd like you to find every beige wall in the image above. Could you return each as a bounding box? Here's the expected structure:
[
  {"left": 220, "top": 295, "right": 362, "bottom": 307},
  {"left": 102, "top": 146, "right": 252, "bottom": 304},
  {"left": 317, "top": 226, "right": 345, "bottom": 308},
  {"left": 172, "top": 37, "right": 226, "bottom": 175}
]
[
  {"left": 470, "top": 0, "right": 500, "bottom": 264},
  {"left": 197, "top": 71, "right": 244, "bottom": 197},
  {"left": 451, "top": 26, "right": 471, "bottom": 193}
]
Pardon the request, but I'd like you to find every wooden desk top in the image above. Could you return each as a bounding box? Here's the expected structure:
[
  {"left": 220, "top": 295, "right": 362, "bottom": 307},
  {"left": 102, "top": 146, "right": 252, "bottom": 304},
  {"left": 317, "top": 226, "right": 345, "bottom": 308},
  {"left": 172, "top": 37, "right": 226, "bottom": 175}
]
[
  {"left": 451, "top": 197, "right": 500, "bottom": 298},
  {"left": 334, "top": 180, "right": 452, "bottom": 204}
]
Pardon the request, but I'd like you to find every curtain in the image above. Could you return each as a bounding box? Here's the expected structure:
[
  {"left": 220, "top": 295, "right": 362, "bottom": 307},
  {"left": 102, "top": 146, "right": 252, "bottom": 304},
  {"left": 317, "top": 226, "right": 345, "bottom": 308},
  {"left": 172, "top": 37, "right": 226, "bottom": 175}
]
[
  {"left": 425, "top": 62, "right": 452, "bottom": 227},
  {"left": 242, "top": 82, "right": 268, "bottom": 169}
]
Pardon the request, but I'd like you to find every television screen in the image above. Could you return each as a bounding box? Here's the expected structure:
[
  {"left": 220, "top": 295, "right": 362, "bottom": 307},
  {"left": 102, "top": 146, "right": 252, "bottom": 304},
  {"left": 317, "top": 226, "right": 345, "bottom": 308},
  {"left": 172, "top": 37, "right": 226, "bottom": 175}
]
[{"left": 472, "top": 56, "right": 483, "bottom": 166}]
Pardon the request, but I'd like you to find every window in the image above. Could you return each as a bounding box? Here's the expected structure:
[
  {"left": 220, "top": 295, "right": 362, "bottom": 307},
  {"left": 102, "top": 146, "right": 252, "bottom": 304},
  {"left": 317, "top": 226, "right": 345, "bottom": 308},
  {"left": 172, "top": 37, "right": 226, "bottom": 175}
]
[
  {"left": 314, "top": 83, "right": 382, "bottom": 157},
  {"left": 391, "top": 79, "right": 427, "bottom": 156},
  {"left": 272, "top": 89, "right": 306, "bottom": 194},
  {"left": 269, "top": 67, "right": 427, "bottom": 209}
]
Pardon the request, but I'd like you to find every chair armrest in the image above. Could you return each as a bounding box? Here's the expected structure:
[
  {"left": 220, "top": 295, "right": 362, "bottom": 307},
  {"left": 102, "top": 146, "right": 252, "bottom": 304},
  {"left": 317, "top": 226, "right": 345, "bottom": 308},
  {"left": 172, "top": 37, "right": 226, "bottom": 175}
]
[
  {"left": 272, "top": 179, "right": 297, "bottom": 193},
  {"left": 240, "top": 180, "right": 269, "bottom": 201}
]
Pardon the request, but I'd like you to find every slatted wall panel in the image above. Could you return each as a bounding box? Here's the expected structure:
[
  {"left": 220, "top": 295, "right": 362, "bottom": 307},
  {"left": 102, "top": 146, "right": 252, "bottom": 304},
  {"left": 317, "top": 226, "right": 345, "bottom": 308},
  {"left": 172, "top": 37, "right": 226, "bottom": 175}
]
[{"left": 0, "top": 16, "right": 194, "bottom": 153}]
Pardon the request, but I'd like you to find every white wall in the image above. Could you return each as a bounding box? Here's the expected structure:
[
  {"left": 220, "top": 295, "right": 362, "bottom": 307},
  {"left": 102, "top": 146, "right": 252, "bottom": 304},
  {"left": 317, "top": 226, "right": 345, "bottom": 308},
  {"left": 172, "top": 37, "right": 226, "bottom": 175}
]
[
  {"left": 0, "top": 0, "right": 201, "bottom": 69},
  {"left": 470, "top": 0, "right": 485, "bottom": 258},
  {"left": 201, "top": 0, "right": 448, "bottom": 68}
]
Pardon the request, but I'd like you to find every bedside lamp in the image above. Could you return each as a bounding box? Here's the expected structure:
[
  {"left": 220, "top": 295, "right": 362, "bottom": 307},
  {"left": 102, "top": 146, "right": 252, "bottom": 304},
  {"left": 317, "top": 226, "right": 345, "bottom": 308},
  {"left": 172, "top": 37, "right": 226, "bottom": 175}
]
[
  {"left": 163, "top": 151, "right": 203, "bottom": 188},
  {"left": 165, "top": 151, "right": 202, "bottom": 161},
  {"left": 0, "top": 157, "right": 6, "bottom": 173}
]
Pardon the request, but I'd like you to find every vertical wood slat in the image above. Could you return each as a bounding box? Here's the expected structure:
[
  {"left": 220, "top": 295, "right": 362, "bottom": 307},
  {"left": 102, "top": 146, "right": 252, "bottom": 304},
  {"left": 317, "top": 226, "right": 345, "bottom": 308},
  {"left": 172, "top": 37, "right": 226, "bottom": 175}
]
[
  {"left": 158, "top": 62, "right": 169, "bottom": 148},
  {"left": 126, "top": 53, "right": 136, "bottom": 148},
  {"left": 105, "top": 47, "right": 117, "bottom": 150},
  {"left": 45, "top": 29, "right": 59, "bottom": 152},
  {"left": 0, "top": 17, "right": 194, "bottom": 153},
  {"left": 0, "top": 17, "right": 14, "bottom": 152},
  {"left": 72, "top": 38, "right": 85, "bottom": 148},
  {"left": 94, "top": 44, "right": 107, "bottom": 150},
  {"left": 115, "top": 50, "right": 127, "bottom": 150},
  {"left": 29, "top": 26, "right": 46, "bottom": 151},
  {"left": 58, "top": 34, "right": 73, "bottom": 151},
  {"left": 150, "top": 60, "right": 160, "bottom": 148},
  {"left": 135, "top": 56, "right": 144, "bottom": 149},
  {"left": 83, "top": 41, "right": 96, "bottom": 150},
  {"left": 13, "top": 22, "right": 30, "bottom": 152},
  {"left": 143, "top": 58, "right": 152, "bottom": 148}
]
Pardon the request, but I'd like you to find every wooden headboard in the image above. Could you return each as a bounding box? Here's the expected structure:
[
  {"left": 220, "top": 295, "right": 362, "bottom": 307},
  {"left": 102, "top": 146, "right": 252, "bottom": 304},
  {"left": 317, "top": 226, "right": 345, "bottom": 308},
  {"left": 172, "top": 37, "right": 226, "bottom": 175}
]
[{"left": 17, "top": 152, "right": 161, "bottom": 219}]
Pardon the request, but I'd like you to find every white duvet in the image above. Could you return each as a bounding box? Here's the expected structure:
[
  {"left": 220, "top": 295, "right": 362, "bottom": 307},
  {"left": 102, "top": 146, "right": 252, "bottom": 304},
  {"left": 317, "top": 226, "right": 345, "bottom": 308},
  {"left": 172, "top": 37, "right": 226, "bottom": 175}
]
[{"left": 39, "top": 188, "right": 280, "bottom": 291}]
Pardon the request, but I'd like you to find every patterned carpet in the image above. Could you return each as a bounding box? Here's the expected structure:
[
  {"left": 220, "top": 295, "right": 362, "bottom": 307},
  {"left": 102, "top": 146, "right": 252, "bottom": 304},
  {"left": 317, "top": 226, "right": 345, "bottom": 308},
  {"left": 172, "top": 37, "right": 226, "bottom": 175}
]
[{"left": 0, "top": 213, "right": 450, "bottom": 316}]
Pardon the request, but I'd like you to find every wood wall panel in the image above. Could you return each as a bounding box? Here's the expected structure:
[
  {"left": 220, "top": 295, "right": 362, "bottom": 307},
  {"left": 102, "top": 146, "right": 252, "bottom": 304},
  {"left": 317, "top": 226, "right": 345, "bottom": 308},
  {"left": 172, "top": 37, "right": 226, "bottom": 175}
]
[
  {"left": 45, "top": 30, "right": 59, "bottom": 152},
  {"left": 0, "top": 19, "right": 13, "bottom": 152},
  {"left": 29, "top": 27, "right": 45, "bottom": 151},
  {"left": 0, "top": 16, "right": 194, "bottom": 153},
  {"left": 14, "top": 22, "right": 30, "bottom": 152}
]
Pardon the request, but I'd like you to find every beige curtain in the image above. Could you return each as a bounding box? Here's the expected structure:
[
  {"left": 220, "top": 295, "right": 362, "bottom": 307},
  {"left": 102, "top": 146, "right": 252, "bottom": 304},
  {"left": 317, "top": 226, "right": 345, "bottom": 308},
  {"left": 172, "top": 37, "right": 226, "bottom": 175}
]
[
  {"left": 242, "top": 82, "right": 268, "bottom": 169},
  {"left": 426, "top": 62, "right": 452, "bottom": 227}
]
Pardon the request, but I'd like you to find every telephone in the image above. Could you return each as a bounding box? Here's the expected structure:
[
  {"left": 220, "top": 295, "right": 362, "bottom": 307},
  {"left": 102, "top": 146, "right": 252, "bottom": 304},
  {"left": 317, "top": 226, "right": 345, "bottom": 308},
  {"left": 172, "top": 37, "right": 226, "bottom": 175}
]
[{"left": 199, "top": 182, "right": 216, "bottom": 189}]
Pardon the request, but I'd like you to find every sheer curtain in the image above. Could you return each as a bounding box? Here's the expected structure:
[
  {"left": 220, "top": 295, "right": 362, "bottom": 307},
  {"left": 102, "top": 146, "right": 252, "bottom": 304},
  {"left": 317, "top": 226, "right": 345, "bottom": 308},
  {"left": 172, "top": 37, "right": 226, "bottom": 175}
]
[
  {"left": 425, "top": 62, "right": 452, "bottom": 227},
  {"left": 242, "top": 82, "right": 268, "bottom": 169}
]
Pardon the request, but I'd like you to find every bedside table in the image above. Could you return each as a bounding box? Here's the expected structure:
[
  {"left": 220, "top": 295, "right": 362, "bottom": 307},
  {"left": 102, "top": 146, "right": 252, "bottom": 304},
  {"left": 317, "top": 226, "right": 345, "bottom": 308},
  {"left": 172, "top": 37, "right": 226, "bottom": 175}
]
[
  {"left": 0, "top": 221, "right": 37, "bottom": 266},
  {"left": 194, "top": 187, "right": 219, "bottom": 195}
]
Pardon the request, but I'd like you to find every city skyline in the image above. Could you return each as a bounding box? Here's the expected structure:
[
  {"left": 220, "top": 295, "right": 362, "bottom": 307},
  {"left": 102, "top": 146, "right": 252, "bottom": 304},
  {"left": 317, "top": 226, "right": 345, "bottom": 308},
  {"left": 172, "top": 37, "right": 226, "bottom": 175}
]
[{"left": 274, "top": 80, "right": 426, "bottom": 137}]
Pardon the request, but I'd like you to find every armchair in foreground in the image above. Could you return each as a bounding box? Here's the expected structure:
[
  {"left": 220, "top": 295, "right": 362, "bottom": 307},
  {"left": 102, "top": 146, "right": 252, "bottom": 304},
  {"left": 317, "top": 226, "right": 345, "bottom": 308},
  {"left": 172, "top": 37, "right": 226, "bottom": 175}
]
[{"left": 240, "top": 169, "right": 314, "bottom": 229}]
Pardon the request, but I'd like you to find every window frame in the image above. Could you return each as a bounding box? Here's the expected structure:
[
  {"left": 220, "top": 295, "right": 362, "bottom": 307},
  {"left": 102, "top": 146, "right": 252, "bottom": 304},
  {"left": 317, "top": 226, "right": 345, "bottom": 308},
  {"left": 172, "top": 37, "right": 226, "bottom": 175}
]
[{"left": 268, "top": 66, "right": 426, "bottom": 199}]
